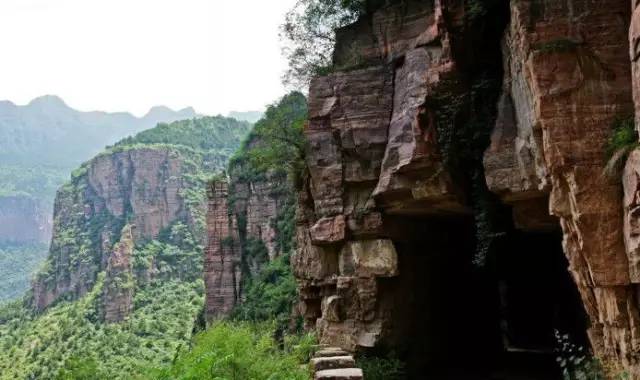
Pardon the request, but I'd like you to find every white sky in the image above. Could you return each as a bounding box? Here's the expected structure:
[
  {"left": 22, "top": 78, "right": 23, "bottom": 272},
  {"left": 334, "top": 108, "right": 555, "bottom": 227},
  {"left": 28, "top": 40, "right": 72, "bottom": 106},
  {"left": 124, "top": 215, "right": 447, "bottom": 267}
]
[{"left": 0, "top": 0, "right": 298, "bottom": 116}]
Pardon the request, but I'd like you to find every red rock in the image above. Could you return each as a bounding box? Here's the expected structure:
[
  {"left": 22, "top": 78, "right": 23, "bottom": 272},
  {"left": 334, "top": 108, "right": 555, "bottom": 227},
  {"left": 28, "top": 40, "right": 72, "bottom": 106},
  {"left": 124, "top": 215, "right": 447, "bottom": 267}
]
[
  {"left": 203, "top": 180, "right": 242, "bottom": 322},
  {"left": 310, "top": 215, "right": 346, "bottom": 245},
  {"left": 103, "top": 225, "right": 135, "bottom": 323}
]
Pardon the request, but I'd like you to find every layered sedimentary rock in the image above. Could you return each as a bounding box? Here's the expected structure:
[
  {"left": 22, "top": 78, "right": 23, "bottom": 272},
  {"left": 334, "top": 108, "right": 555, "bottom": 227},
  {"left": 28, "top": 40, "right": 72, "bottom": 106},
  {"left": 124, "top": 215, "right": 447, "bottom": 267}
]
[
  {"left": 295, "top": 0, "right": 502, "bottom": 352},
  {"left": 33, "top": 147, "right": 205, "bottom": 311},
  {"left": 86, "top": 148, "right": 191, "bottom": 240},
  {"left": 204, "top": 180, "right": 242, "bottom": 322},
  {"left": 0, "top": 195, "right": 52, "bottom": 243},
  {"left": 230, "top": 173, "right": 288, "bottom": 260},
  {"left": 295, "top": 0, "right": 640, "bottom": 376},
  {"left": 485, "top": 0, "right": 639, "bottom": 374},
  {"left": 103, "top": 224, "right": 135, "bottom": 323}
]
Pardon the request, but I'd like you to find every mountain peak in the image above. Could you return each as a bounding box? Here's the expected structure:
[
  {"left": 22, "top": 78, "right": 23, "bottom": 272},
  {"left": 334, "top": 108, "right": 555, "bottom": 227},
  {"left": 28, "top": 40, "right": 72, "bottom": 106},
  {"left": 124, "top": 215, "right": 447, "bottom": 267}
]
[
  {"left": 144, "top": 105, "right": 197, "bottom": 120},
  {"left": 28, "top": 95, "right": 68, "bottom": 108}
]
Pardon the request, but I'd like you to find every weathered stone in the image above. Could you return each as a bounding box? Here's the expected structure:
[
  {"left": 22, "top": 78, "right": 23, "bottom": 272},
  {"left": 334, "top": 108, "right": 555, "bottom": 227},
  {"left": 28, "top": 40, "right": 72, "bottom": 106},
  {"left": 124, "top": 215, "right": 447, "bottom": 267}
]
[
  {"left": 204, "top": 180, "right": 242, "bottom": 322},
  {"left": 310, "top": 356, "right": 356, "bottom": 372},
  {"left": 488, "top": 0, "right": 637, "bottom": 373},
  {"left": 295, "top": 0, "right": 640, "bottom": 375},
  {"left": 322, "top": 295, "right": 343, "bottom": 323},
  {"left": 311, "top": 215, "right": 346, "bottom": 245},
  {"left": 33, "top": 147, "right": 205, "bottom": 311},
  {"left": 88, "top": 148, "right": 189, "bottom": 240},
  {"left": 339, "top": 240, "right": 398, "bottom": 278},
  {"left": 103, "top": 224, "right": 134, "bottom": 323},
  {"left": 631, "top": 0, "right": 640, "bottom": 132},
  {"left": 230, "top": 171, "right": 289, "bottom": 260},
  {"left": 624, "top": 149, "right": 640, "bottom": 281},
  {"left": 314, "top": 348, "right": 350, "bottom": 358},
  {"left": 314, "top": 368, "right": 363, "bottom": 380}
]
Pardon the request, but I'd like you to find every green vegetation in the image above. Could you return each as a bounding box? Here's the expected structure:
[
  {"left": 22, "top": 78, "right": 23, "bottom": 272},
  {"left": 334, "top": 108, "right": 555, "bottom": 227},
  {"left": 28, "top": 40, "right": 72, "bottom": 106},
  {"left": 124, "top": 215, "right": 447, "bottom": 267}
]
[
  {"left": 114, "top": 116, "right": 251, "bottom": 161},
  {"left": 230, "top": 92, "right": 308, "bottom": 187},
  {"left": 0, "top": 276, "right": 203, "bottom": 379},
  {"left": 148, "top": 322, "right": 314, "bottom": 380},
  {"left": 0, "top": 243, "right": 49, "bottom": 303},
  {"left": 282, "top": 0, "right": 366, "bottom": 86},
  {"left": 357, "top": 354, "right": 406, "bottom": 380},
  {"left": 232, "top": 253, "right": 299, "bottom": 333},
  {"left": 0, "top": 115, "right": 253, "bottom": 379},
  {"left": 604, "top": 116, "right": 638, "bottom": 177},
  {"left": 0, "top": 164, "right": 67, "bottom": 201}
]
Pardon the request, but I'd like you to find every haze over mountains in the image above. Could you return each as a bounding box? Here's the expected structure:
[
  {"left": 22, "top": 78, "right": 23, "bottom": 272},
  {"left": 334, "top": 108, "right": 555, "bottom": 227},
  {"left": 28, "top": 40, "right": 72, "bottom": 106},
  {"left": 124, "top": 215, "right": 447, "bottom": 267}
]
[{"left": 0, "top": 95, "right": 199, "bottom": 168}]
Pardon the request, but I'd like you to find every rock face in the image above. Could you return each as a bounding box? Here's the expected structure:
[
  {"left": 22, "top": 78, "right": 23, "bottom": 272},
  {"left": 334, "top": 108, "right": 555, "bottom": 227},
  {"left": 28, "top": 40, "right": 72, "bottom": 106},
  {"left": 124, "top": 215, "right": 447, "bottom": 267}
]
[
  {"left": 295, "top": 0, "right": 504, "bottom": 354},
  {"left": 103, "top": 224, "right": 135, "bottom": 323},
  {"left": 86, "top": 149, "right": 191, "bottom": 240},
  {"left": 204, "top": 170, "right": 292, "bottom": 321},
  {"left": 295, "top": 0, "right": 640, "bottom": 376},
  {"left": 230, "top": 173, "right": 289, "bottom": 260},
  {"left": 32, "top": 146, "right": 206, "bottom": 312},
  {"left": 0, "top": 195, "right": 51, "bottom": 243},
  {"left": 487, "top": 1, "right": 636, "bottom": 375},
  {"left": 204, "top": 180, "right": 242, "bottom": 322}
]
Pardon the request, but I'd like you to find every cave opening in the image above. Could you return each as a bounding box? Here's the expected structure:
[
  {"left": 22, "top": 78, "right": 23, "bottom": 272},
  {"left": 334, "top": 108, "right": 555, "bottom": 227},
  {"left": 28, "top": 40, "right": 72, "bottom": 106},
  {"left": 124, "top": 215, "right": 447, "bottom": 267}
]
[{"left": 379, "top": 201, "right": 588, "bottom": 380}]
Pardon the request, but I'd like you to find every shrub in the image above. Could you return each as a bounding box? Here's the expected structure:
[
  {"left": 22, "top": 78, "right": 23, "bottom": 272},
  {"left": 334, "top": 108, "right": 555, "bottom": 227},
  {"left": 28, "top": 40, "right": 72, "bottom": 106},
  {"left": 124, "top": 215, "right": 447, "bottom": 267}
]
[
  {"left": 604, "top": 116, "right": 637, "bottom": 177},
  {"left": 147, "top": 321, "right": 310, "bottom": 380},
  {"left": 357, "top": 353, "right": 406, "bottom": 380}
]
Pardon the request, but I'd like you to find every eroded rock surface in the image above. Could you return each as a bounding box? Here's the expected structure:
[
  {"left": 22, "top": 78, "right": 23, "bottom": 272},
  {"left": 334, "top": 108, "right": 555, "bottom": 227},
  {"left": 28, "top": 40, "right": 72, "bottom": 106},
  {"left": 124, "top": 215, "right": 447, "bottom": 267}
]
[
  {"left": 295, "top": 0, "right": 640, "bottom": 376},
  {"left": 103, "top": 224, "right": 134, "bottom": 323},
  {"left": 204, "top": 180, "right": 242, "bottom": 322},
  {"left": 295, "top": 0, "right": 503, "bottom": 353},
  {"left": 33, "top": 147, "right": 205, "bottom": 312},
  {"left": 487, "top": 0, "right": 638, "bottom": 374}
]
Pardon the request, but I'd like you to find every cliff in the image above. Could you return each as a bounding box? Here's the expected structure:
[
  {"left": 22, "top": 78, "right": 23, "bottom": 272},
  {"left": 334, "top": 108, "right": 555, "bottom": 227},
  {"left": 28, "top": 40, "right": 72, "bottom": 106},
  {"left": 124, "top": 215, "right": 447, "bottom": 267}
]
[
  {"left": 294, "top": 0, "right": 640, "bottom": 377},
  {"left": 32, "top": 116, "right": 251, "bottom": 319},
  {"left": 103, "top": 224, "right": 135, "bottom": 323},
  {"left": 32, "top": 146, "right": 206, "bottom": 312},
  {"left": 203, "top": 172, "right": 291, "bottom": 322},
  {"left": 204, "top": 181, "right": 242, "bottom": 321},
  {"left": 203, "top": 95, "right": 304, "bottom": 322}
]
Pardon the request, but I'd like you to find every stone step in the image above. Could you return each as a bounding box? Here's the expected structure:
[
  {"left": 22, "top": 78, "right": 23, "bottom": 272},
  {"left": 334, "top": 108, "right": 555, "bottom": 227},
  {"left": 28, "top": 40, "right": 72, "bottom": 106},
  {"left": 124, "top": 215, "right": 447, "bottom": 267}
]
[
  {"left": 314, "top": 368, "right": 363, "bottom": 380},
  {"left": 314, "top": 348, "right": 350, "bottom": 357},
  {"left": 310, "top": 355, "right": 356, "bottom": 371}
]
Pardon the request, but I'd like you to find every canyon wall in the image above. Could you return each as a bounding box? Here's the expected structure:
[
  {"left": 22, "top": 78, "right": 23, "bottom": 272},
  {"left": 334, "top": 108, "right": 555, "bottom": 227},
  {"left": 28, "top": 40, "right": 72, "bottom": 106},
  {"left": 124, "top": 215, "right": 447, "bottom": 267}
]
[
  {"left": 204, "top": 180, "right": 242, "bottom": 321},
  {"left": 32, "top": 147, "right": 207, "bottom": 313},
  {"left": 102, "top": 224, "right": 135, "bottom": 323},
  {"left": 203, "top": 171, "right": 291, "bottom": 322},
  {"left": 294, "top": 0, "right": 640, "bottom": 376}
]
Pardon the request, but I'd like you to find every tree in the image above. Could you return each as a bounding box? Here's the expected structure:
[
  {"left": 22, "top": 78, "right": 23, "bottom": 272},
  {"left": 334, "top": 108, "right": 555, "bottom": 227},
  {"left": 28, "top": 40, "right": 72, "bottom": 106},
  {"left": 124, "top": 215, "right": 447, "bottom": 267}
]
[
  {"left": 232, "top": 92, "right": 308, "bottom": 188},
  {"left": 281, "top": 0, "right": 366, "bottom": 88}
]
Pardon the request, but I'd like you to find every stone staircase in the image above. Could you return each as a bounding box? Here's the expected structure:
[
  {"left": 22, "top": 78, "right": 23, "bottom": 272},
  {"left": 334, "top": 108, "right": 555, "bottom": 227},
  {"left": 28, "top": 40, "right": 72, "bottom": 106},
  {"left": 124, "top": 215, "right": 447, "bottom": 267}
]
[{"left": 309, "top": 347, "right": 364, "bottom": 380}]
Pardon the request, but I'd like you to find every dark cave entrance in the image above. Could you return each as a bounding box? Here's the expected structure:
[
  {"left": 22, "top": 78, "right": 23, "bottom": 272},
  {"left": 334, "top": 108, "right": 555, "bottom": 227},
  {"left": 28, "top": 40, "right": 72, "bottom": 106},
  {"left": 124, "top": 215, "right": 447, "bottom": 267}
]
[{"left": 380, "top": 203, "right": 589, "bottom": 380}]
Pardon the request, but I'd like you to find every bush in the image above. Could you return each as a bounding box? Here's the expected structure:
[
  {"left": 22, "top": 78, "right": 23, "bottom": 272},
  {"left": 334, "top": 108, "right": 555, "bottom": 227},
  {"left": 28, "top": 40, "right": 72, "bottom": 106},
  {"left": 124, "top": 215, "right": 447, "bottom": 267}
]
[
  {"left": 147, "top": 321, "right": 310, "bottom": 380},
  {"left": 232, "top": 254, "right": 298, "bottom": 334},
  {"left": 604, "top": 116, "right": 638, "bottom": 177},
  {"left": 357, "top": 353, "right": 406, "bottom": 380}
]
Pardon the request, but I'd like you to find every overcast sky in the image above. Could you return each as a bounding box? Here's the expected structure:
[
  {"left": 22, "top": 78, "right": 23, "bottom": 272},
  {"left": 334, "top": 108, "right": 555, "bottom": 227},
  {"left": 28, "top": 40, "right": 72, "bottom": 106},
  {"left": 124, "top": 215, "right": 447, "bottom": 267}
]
[{"left": 0, "top": 0, "right": 298, "bottom": 116}]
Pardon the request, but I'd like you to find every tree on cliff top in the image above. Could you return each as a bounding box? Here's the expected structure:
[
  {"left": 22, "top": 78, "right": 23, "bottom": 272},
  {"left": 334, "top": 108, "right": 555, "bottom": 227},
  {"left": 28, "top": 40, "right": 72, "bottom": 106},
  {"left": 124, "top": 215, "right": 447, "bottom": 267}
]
[
  {"left": 231, "top": 92, "right": 308, "bottom": 187},
  {"left": 281, "top": 0, "right": 366, "bottom": 87}
]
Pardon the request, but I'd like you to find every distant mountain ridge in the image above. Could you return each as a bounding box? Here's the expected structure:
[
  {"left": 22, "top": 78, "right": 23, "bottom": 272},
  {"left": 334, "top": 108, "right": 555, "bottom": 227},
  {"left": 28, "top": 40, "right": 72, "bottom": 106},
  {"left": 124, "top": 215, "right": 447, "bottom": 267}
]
[
  {"left": 228, "top": 110, "right": 264, "bottom": 123},
  {"left": 0, "top": 95, "right": 199, "bottom": 168}
]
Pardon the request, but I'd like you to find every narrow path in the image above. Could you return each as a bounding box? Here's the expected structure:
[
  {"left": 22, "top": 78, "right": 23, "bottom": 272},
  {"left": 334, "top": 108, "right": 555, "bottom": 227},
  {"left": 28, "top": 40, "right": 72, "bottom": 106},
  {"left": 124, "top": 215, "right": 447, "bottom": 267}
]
[{"left": 309, "top": 347, "right": 363, "bottom": 380}]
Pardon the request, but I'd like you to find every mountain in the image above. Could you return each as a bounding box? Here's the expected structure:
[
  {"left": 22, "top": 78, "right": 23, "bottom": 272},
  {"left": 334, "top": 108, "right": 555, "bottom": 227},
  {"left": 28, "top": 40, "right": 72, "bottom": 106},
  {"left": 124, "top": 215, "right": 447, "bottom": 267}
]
[
  {"left": 227, "top": 110, "right": 264, "bottom": 123},
  {"left": 0, "top": 116, "right": 251, "bottom": 379},
  {"left": 0, "top": 96, "right": 202, "bottom": 303},
  {"left": 0, "top": 95, "right": 199, "bottom": 168}
]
